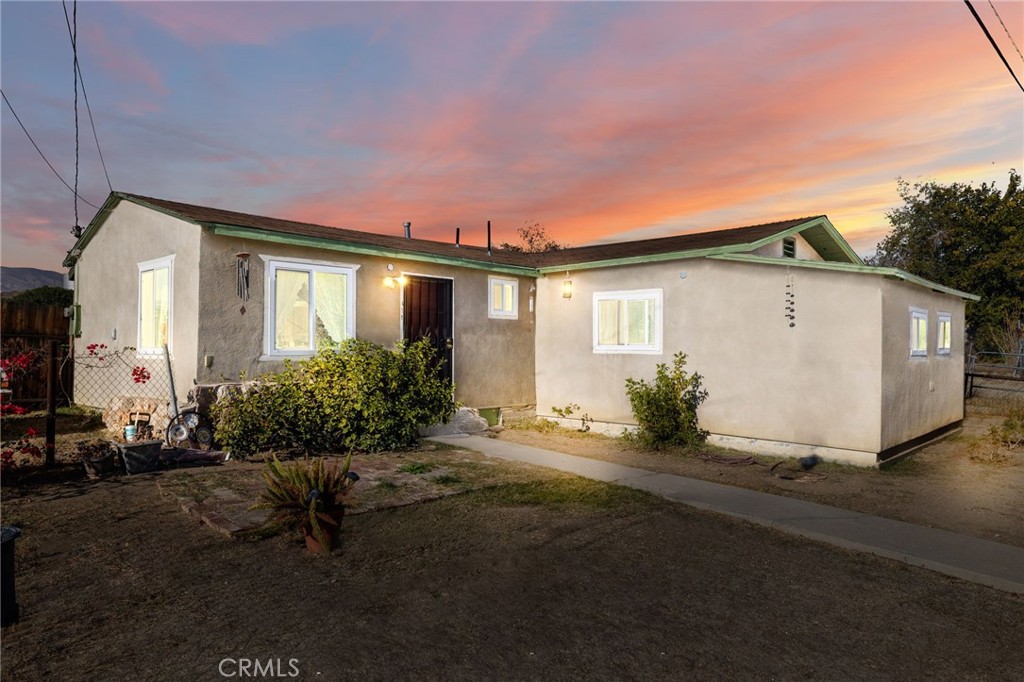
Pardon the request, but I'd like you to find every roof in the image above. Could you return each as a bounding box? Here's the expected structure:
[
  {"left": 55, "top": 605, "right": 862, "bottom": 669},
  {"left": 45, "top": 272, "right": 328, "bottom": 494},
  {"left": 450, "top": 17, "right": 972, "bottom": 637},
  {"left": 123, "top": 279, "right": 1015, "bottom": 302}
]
[
  {"left": 527, "top": 218, "right": 817, "bottom": 267},
  {"left": 66, "top": 192, "right": 854, "bottom": 273},
  {"left": 64, "top": 192, "right": 976, "bottom": 299}
]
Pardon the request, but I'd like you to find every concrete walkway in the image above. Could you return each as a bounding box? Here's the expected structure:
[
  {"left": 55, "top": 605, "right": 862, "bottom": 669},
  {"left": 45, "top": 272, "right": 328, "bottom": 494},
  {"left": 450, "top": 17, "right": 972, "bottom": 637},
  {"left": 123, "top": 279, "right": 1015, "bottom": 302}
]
[{"left": 429, "top": 434, "right": 1024, "bottom": 595}]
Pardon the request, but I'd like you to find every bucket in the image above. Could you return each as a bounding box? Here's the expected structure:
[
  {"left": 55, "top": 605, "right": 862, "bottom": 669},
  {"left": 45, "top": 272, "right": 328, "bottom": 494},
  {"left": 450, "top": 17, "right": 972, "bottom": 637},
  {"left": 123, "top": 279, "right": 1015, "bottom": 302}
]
[{"left": 124, "top": 425, "right": 137, "bottom": 442}]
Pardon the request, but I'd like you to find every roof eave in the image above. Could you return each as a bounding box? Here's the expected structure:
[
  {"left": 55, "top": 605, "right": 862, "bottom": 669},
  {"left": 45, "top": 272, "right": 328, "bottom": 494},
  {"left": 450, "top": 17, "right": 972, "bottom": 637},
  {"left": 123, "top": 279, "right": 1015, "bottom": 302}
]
[
  {"left": 535, "top": 242, "right": 758, "bottom": 274},
  {"left": 744, "top": 216, "right": 863, "bottom": 264},
  {"left": 535, "top": 217, "right": 855, "bottom": 273},
  {"left": 709, "top": 253, "right": 980, "bottom": 301},
  {"left": 62, "top": 191, "right": 124, "bottom": 267},
  {"left": 208, "top": 224, "right": 539, "bottom": 277}
]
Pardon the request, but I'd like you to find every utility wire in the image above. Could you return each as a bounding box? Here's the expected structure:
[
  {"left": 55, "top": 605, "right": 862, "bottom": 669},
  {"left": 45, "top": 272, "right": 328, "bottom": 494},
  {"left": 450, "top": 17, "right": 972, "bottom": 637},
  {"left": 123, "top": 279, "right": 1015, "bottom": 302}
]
[
  {"left": 72, "top": 0, "right": 81, "bottom": 235},
  {"left": 963, "top": 0, "right": 1024, "bottom": 93},
  {"left": 987, "top": 0, "right": 1024, "bottom": 64},
  {"left": 62, "top": 0, "right": 112, "bottom": 193},
  {"left": 0, "top": 90, "right": 101, "bottom": 210}
]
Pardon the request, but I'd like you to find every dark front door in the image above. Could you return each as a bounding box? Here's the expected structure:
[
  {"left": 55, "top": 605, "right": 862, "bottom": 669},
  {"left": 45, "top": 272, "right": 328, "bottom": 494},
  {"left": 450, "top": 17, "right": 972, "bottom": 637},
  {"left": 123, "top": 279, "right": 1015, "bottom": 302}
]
[{"left": 403, "top": 276, "right": 454, "bottom": 383}]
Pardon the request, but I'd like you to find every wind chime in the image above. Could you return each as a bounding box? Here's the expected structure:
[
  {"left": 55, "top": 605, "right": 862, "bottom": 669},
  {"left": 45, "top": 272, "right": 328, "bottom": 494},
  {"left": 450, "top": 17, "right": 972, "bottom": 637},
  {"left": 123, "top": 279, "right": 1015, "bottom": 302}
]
[
  {"left": 784, "top": 268, "right": 796, "bottom": 328},
  {"left": 236, "top": 252, "right": 250, "bottom": 310}
]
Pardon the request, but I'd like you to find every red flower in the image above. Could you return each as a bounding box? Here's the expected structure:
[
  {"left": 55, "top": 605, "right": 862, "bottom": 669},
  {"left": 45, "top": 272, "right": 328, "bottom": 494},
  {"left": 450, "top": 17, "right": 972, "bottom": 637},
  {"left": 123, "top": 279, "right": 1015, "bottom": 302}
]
[{"left": 24, "top": 427, "right": 37, "bottom": 438}]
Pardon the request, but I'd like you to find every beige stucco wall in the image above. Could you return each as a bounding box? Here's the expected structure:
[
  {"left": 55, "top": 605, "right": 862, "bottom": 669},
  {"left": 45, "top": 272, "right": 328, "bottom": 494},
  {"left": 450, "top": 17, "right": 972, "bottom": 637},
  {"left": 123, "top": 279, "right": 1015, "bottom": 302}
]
[
  {"left": 535, "top": 259, "right": 885, "bottom": 455},
  {"left": 879, "top": 280, "right": 966, "bottom": 451},
  {"left": 196, "top": 230, "right": 536, "bottom": 408},
  {"left": 74, "top": 202, "right": 201, "bottom": 408}
]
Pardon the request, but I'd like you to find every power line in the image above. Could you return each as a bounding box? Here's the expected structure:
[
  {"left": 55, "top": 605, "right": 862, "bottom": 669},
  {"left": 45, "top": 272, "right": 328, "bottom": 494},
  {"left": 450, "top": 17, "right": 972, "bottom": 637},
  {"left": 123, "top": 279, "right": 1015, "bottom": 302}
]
[
  {"left": 0, "top": 89, "right": 102, "bottom": 210},
  {"left": 987, "top": 0, "right": 1024, "bottom": 64},
  {"left": 72, "top": 0, "right": 81, "bottom": 234},
  {"left": 62, "top": 0, "right": 112, "bottom": 193},
  {"left": 963, "top": 0, "right": 1024, "bottom": 93}
]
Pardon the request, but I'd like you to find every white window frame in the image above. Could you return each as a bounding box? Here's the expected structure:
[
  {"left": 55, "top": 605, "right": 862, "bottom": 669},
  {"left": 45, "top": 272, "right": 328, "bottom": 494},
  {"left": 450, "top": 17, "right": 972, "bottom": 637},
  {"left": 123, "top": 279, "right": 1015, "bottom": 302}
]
[
  {"left": 593, "top": 288, "right": 663, "bottom": 354},
  {"left": 262, "top": 256, "right": 359, "bottom": 359},
  {"left": 910, "top": 307, "right": 928, "bottom": 357},
  {"left": 137, "top": 255, "right": 174, "bottom": 355},
  {"left": 937, "top": 312, "right": 952, "bottom": 355},
  {"left": 488, "top": 276, "right": 519, "bottom": 320}
]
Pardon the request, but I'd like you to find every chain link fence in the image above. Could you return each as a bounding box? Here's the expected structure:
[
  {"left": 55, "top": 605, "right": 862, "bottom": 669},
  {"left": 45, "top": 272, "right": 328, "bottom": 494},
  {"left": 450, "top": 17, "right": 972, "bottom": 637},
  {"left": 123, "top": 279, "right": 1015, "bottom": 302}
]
[{"left": 67, "top": 345, "right": 174, "bottom": 437}]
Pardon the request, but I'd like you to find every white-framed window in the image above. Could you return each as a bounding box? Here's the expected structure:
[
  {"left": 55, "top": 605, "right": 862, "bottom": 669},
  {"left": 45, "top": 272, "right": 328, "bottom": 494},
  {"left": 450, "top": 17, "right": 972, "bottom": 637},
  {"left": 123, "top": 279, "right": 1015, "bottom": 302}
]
[
  {"left": 265, "top": 258, "right": 357, "bottom": 357},
  {"left": 910, "top": 307, "right": 928, "bottom": 357},
  {"left": 937, "top": 313, "right": 952, "bottom": 355},
  {"left": 593, "top": 289, "right": 663, "bottom": 354},
  {"left": 137, "top": 255, "right": 174, "bottom": 354},
  {"left": 488, "top": 277, "right": 518, "bottom": 320}
]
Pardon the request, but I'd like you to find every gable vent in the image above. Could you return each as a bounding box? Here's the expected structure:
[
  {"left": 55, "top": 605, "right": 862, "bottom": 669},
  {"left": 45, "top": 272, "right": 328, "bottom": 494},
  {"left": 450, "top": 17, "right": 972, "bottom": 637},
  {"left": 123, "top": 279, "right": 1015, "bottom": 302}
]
[{"left": 782, "top": 237, "right": 796, "bottom": 258}]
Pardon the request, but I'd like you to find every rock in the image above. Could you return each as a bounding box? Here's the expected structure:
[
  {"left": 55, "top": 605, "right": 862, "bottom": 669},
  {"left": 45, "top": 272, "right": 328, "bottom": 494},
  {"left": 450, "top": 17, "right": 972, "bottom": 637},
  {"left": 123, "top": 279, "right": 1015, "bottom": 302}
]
[{"left": 420, "top": 407, "right": 490, "bottom": 437}]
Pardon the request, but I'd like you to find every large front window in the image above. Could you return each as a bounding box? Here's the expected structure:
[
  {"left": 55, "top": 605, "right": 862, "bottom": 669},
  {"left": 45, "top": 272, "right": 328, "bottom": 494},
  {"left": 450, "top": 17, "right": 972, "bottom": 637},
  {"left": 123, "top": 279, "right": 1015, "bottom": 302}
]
[
  {"left": 138, "top": 256, "right": 173, "bottom": 353},
  {"left": 593, "top": 289, "right": 663, "bottom": 354},
  {"left": 267, "top": 260, "right": 356, "bottom": 355}
]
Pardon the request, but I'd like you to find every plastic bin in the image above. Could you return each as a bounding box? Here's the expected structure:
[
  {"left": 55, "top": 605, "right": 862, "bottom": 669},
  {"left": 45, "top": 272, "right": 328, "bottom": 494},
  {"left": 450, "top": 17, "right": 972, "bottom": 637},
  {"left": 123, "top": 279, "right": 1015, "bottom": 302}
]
[{"left": 114, "top": 439, "right": 163, "bottom": 474}]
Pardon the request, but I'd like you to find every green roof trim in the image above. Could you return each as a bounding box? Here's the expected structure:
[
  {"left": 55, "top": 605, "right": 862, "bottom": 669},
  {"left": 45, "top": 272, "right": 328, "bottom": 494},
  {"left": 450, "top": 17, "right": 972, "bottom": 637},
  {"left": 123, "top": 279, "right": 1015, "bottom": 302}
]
[
  {"left": 536, "top": 243, "right": 754, "bottom": 274},
  {"left": 536, "top": 217, "right": 860, "bottom": 274},
  {"left": 62, "top": 193, "right": 121, "bottom": 267},
  {"left": 709, "top": 254, "right": 980, "bottom": 300},
  {"left": 744, "top": 216, "right": 863, "bottom": 265},
  {"left": 208, "top": 224, "right": 539, "bottom": 277},
  {"left": 62, "top": 191, "right": 205, "bottom": 268}
]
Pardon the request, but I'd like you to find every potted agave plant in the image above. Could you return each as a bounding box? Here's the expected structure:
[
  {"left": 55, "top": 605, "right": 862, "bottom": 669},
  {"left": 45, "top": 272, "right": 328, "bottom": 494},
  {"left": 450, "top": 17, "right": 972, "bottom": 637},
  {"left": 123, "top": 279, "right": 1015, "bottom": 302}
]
[{"left": 257, "top": 454, "right": 359, "bottom": 554}]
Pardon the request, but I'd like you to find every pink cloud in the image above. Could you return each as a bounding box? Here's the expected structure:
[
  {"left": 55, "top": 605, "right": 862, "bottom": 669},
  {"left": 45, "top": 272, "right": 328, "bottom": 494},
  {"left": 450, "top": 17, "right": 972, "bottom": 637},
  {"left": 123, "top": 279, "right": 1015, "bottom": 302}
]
[
  {"left": 83, "top": 22, "right": 168, "bottom": 100},
  {"left": 128, "top": 2, "right": 356, "bottom": 46}
]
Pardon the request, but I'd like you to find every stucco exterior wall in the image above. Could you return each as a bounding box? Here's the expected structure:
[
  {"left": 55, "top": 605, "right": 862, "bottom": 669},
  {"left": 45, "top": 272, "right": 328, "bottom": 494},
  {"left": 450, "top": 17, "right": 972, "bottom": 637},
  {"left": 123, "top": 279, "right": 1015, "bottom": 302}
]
[
  {"left": 535, "top": 259, "right": 885, "bottom": 457},
  {"left": 196, "top": 231, "right": 536, "bottom": 408},
  {"left": 74, "top": 202, "right": 201, "bottom": 408},
  {"left": 879, "top": 280, "right": 966, "bottom": 451}
]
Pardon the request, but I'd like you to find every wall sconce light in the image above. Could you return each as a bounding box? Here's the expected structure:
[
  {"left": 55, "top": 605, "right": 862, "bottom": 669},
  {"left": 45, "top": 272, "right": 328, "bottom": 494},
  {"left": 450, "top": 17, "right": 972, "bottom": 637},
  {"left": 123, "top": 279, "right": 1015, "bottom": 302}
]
[
  {"left": 383, "top": 274, "right": 408, "bottom": 288},
  {"left": 561, "top": 272, "right": 573, "bottom": 299}
]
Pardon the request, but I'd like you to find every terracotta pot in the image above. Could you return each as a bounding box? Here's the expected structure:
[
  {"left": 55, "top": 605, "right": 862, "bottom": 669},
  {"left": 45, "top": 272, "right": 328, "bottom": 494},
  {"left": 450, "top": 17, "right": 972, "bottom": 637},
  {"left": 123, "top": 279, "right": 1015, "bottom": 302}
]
[{"left": 302, "top": 508, "right": 345, "bottom": 554}]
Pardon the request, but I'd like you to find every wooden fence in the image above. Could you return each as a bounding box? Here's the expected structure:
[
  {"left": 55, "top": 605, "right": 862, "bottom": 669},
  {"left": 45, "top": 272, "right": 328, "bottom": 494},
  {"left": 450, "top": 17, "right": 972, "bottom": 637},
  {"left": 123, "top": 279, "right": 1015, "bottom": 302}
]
[{"left": 1, "top": 301, "right": 72, "bottom": 409}]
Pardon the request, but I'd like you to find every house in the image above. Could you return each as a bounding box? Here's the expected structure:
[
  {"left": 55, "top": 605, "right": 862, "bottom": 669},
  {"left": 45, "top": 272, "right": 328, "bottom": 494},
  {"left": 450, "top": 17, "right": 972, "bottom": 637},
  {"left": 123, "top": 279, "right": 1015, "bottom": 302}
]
[{"left": 64, "top": 192, "right": 978, "bottom": 466}]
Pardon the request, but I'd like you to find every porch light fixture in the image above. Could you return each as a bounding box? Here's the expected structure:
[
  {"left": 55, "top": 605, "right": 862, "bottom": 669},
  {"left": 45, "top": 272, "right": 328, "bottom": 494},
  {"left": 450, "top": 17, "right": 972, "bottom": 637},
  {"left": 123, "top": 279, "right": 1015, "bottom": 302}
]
[
  {"left": 561, "top": 272, "right": 573, "bottom": 299},
  {"left": 384, "top": 275, "right": 408, "bottom": 288}
]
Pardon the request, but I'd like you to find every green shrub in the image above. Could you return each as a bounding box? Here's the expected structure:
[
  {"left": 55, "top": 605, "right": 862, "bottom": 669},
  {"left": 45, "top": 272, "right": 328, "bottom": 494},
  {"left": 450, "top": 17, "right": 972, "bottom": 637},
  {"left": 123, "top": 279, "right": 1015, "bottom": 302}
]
[
  {"left": 624, "top": 352, "right": 708, "bottom": 449},
  {"left": 211, "top": 338, "right": 455, "bottom": 456},
  {"left": 210, "top": 378, "right": 300, "bottom": 456}
]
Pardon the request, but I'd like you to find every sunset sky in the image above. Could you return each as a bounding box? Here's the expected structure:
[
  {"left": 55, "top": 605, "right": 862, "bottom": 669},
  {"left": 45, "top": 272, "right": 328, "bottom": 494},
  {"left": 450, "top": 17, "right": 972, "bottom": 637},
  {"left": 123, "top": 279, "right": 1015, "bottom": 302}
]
[{"left": 2, "top": 1, "right": 1022, "bottom": 271}]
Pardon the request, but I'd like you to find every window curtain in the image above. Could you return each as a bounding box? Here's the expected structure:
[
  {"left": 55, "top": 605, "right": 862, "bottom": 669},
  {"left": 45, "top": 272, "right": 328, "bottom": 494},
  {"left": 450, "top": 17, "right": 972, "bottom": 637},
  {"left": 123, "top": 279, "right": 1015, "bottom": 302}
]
[
  {"left": 314, "top": 272, "right": 347, "bottom": 349},
  {"left": 139, "top": 266, "right": 170, "bottom": 349},
  {"left": 275, "top": 269, "right": 309, "bottom": 349}
]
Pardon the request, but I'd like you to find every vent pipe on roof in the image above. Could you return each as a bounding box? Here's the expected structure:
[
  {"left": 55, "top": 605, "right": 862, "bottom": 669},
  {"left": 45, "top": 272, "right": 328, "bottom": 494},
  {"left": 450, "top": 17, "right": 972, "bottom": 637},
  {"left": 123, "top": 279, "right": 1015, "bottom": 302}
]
[
  {"left": 487, "top": 220, "right": 492, "bottom": 256},
  {"left": 455, "top": 227, "right": 461, "bottom": 248},
  {"left": 403, "top": 222, "right": 411, "bottom": 239}
]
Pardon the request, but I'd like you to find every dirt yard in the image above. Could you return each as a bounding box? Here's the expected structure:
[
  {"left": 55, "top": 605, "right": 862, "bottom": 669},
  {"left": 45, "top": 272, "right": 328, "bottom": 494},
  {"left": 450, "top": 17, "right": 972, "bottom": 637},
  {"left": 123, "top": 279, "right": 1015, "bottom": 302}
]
[
  {"left": 497, "top": 414, "right": 1024, "bottom": 547},
  {"left": 1, "top": 413, "right": 1023, "bottom": 681}
]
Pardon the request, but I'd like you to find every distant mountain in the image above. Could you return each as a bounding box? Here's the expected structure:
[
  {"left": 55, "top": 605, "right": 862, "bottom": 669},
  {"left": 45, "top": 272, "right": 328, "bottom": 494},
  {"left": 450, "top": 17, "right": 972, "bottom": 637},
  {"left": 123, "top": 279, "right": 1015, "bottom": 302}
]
[{"left": 0, "top": 267, "right": 65, "bottom": 294}]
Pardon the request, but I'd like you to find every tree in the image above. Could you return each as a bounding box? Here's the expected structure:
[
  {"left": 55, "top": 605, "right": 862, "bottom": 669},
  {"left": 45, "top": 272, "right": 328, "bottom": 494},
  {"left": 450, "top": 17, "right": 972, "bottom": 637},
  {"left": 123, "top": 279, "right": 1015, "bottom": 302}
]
[
  {"left": 869, "top": 170, "right": 1024, "bottom": 348},
  {"left": 498, "top": 220, "right": 566, "bottom": 252},
  {"left": 8, "top": 286, "right": 73, "bottom": 307}
]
